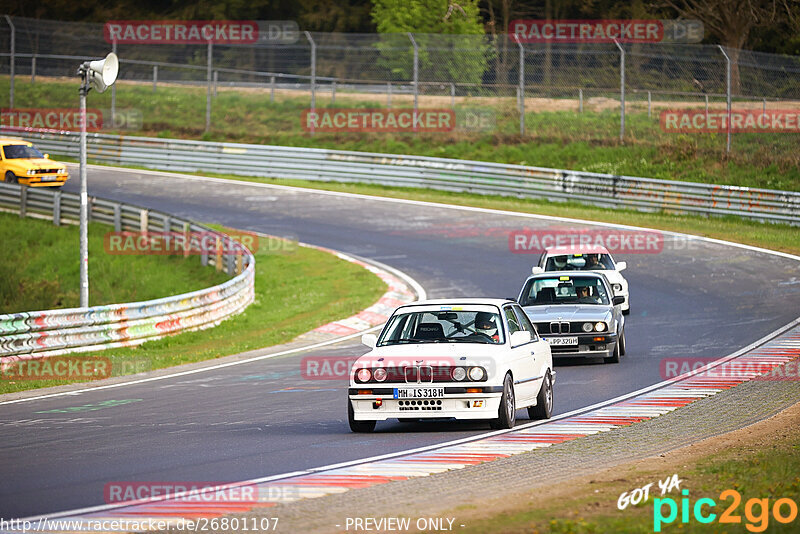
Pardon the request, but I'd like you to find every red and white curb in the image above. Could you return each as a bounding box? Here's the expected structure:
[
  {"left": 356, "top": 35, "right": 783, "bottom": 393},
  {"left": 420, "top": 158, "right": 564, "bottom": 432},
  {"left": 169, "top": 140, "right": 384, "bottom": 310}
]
[{"left": 14, "top": 323, "right": 799, "bottom": 532}]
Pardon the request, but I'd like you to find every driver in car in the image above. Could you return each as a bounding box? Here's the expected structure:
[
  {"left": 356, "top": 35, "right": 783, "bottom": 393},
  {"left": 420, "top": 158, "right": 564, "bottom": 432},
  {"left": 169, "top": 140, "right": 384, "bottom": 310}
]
[
  {"left": 473, "top": 312, "right": 499, "bottom": 342},
  {"left": 576, "top": 285, "right": 595, "bottom": 303},
  {"left": 584, "top": 254, "right": 602, "bottom": 270}
]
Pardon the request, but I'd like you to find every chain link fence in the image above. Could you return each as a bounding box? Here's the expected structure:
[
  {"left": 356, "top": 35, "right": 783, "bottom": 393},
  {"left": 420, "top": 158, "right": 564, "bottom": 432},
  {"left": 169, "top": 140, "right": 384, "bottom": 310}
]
[{"left": 1, "top": 15, "right": 799, "bottom": 155}]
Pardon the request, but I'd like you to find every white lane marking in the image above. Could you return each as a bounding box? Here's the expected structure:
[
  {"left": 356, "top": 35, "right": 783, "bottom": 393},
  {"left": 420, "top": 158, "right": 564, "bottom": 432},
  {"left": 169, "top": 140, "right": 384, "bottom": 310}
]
[{"left": 0, "top": 252, "right": 425, "bottom": 407}]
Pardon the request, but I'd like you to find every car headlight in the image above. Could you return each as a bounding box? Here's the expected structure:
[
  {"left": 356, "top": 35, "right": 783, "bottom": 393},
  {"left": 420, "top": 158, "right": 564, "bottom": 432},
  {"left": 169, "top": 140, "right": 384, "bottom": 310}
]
[
  {"left": 27, "top": 169, "right": 34, "bottom": 175},
  {"left": 373, "top": 368, "right": 387, "bottom": 382},
  {"left": 468, "top": 366, "right": 485, "bottom": 381},
  {"left": 356, "top": 368, "right": 372, "bottom": 383},
  {"left": 582, "top": 322, "right": 593, "bottom": 333},
  {"left": 594, "top": 322, "right": 607, "bottom": 332},
  {"left": 451, "top": 367, "right": 466, "bottom": 381}
]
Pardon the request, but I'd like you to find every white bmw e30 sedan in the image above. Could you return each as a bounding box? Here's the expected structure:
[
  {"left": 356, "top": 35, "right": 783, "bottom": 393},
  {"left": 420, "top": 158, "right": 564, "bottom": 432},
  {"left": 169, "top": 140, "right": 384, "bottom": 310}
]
[{"left": 347, "top": 299, "right": 554, "bottom": 433}]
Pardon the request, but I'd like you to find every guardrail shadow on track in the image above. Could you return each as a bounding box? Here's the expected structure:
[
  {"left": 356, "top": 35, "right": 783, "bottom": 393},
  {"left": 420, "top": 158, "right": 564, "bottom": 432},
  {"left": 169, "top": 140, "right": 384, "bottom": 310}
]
[{"left": 0, "top": 182, "right": 255, "bottom": 362}]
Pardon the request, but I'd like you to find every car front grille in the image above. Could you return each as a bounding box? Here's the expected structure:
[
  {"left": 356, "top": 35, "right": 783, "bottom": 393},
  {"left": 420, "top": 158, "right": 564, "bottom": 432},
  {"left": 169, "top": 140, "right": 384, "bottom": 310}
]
[{"left": 32, "top": 169, "right": 61, "bottom": 174}]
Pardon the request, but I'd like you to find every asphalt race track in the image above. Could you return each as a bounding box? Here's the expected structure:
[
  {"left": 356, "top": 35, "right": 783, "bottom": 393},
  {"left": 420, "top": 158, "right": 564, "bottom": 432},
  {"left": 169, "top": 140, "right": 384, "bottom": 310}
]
[{"left": 1, "top": 165, "right": 798, "bottom": 519}]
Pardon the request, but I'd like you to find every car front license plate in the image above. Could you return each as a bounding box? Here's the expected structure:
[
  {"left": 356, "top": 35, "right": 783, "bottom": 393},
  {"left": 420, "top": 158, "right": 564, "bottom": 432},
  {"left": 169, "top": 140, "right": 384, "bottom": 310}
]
[
  {"left": 393, "top": 387, "right": 445, "bottom": 399},
  {"left": 545, "top": 337, "right": 578, "bottom": 346},
  {"left": 41, "top": 176, "right": 56, "bottom": 181}
]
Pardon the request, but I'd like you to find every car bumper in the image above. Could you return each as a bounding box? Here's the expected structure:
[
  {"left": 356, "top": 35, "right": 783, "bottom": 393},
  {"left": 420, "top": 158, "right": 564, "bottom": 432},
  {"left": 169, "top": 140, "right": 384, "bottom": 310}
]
[
  {"left": 21, "top": 175, "right": 69, "bottom": 187},
  {"left": 546, "top": 333, "right": 618, "bottom": 358},
  {"left": 348, "top": 386, "right": 503, "bottom": 421}
]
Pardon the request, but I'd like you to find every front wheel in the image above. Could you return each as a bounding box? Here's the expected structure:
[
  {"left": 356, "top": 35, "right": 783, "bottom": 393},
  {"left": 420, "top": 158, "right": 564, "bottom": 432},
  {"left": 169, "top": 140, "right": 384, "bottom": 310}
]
[
  {"left": 527, "top": 370, "right": 553, "bottom": 420},
  {"left": 348, "top": 399, "right": 376, "bottom": 433},
  {"left": 490, "top": 373, "right": 516, "bottom": 429},
  {"left": 618, "top": 328, "right": 626, "bottom": 356},
  {"left": 605, "top": 336, "right": 621, "bottom": 364},
  {"left": 4, "top": 171, "right": 17, "bottom": 184}
]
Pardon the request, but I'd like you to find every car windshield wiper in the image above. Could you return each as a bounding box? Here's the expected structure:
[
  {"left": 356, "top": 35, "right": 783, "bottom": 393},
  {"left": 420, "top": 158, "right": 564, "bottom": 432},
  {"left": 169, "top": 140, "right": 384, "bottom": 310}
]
[{"left": 381, "top": 338, "right": 438, "bottom": 345}]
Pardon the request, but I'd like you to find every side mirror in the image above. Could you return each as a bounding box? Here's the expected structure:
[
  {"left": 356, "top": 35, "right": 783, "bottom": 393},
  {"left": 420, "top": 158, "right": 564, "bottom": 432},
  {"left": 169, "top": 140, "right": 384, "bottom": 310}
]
[
  {"left": 361, "top": 333, "right": 377, "bottom": 349},
  {"left": 613, "top": 296, "right": 625, "bottom": 306},
  {"left": 510, "top": 330, "right": 532, "bottom": 347},
  {"left": 616, "top": 261, "right": 627, "bottom": 272},
  {"left": 531, "top": 266, "right": 544, "bottom": 274}
]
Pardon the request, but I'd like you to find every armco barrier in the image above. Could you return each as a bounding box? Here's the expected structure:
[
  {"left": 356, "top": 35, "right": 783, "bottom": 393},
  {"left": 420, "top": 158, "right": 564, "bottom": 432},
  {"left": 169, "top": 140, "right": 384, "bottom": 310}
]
[
  {"left": 0, "top": 182, "right": 255, "bottom": 362},
  {"left": 5, "top": 129, "right": 800, "bottom": 224}
]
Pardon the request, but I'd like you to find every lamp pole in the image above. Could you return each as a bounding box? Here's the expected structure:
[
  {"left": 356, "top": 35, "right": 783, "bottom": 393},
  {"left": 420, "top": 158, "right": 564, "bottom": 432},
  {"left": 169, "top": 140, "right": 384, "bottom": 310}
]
[{"left": 78, "top": 69, "right": 90, "bottom": 308}]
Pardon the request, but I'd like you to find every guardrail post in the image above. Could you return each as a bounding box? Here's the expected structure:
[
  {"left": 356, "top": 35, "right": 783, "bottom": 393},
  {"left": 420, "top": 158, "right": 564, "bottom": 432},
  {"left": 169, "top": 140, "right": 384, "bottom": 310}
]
[
  {"left": 163, "top": 215, "right": 172, "bottom": 232},
  {"left": 53, "top": 190, "right": 61, "bottom": 226},
  {"left": 614, "top": 39, "right": 625, "bottom": 142},
  {"left": 113, "top": 203, "right": 121, "bottom": 232},
  {"left": 215, "top": 236, "right": 223, "bottom": 272},
  {"left": 304, "top": 31, "right": 316, "bottom": 135},
  {"left": 31, "top": 55, "right": 36, "bottom": 84},
  {"left": 139, "top": 209, "right": 148, "bottom": 234},
  {"left": 226, "top": 241, "right": 235, "bottom": 275},
  {"left": 19, "top": 185, "right": 27, "bottom": 218},
  {"left": 331, "top": 80, "right": 336, "bottom": 104},
  {"left": 270, "top": 76, "right": 275, "bottom": 102},
  {"left": 236, "top": 253, "right": 243, "bottom": 275},
  {"left": 206, "top": 41, "right": 213, "bottom": 133},
  {"left": 153, "top": 65, "right": 158, "bottom": 92},
  {"left": 4, "top": 15, "right": 14, "bottom": 108},
  {"left": 408, "top": 33, "right": 418, "bottom": 115},
  {"left": 183, "top": 222, "right": 191, "bottom": 258},
  {"left": 718, "top": 45, "right": 732, "bottom": 154}
]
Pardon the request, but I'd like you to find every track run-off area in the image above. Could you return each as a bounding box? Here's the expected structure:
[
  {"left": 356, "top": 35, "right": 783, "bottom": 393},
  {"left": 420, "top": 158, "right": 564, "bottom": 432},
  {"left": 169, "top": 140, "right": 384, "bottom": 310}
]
[{"left": 1, "top": 163, "right": 799, "bottom": 521}]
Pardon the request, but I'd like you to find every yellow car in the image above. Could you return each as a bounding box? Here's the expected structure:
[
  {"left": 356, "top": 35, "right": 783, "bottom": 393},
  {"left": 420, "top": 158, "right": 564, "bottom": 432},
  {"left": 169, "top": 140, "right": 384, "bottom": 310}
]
[{"left": 1, "top": 138, "right": 69, "bottom": 187}]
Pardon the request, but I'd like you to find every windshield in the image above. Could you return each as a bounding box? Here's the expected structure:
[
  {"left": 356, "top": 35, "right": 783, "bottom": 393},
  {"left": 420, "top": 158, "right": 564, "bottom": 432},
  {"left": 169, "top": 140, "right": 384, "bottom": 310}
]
[
  {"left": 545, "top": 253, "right": 614, "bottom": 271},
  {"left": 378, "top": 309, "right": 505, "bottom": 346},
  {"left": 3, "top": 144, "right": 44, "bottom": 159},
  {"left": 520, "top": 276, "right": 610, "bottom": 306}
]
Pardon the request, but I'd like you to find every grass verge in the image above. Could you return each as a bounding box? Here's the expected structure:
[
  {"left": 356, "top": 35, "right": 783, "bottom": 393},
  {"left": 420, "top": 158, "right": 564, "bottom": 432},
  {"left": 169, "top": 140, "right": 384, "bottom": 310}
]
[
  {"left": 0, "top": 223, "right": 387, "bottom": 395},
  {"left": 3, "top": 78, "right": 798, "bottom": 191}
]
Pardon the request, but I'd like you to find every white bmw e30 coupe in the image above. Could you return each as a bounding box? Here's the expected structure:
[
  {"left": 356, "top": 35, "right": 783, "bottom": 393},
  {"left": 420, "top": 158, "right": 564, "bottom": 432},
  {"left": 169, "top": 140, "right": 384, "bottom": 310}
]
[{"left": 347, "top": 299, "right": 554, "bottom": 433}]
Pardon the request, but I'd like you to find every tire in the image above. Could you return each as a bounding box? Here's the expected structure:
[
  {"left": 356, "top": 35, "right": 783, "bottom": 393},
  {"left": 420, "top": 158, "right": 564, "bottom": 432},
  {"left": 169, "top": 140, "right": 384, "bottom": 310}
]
[
  {"left": 622, "top": 308, "right": 630, "bottom": 316},
  {"left": 618, "top": 328, "right": 627, "bottom": 356},
  {"left": 398, "top": 418, "right": 419, "bottom": 423},
  {"left": 4, "top": 171, "right": 17, "bottom": 184},
  {"left": 604, "top": 336, "right": 621, "bottom": 364},
  {"left": 527, "top": 370, "right": 553, "bottom": 420},
  {"left": 489, "top": 373, "right": 516, "bottom": 429},
  {"left": 348, "top": 399, "right": 376, "bottom": 433}
]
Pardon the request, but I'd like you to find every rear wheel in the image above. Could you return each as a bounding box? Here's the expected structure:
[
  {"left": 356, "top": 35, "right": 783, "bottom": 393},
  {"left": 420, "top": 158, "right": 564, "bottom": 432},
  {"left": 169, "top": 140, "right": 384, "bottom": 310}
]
[
  {"left": 490, "top": 373, "right": 516, "bottom": 429},
  {"left": 527, "top": 370, "right": 553, "bottom": 420},
  {"left": 348, "top": 399, "right": 376, "bottom": 433},
  {"left": 4, "top": 171, "right": 17, "bottom": 184}
]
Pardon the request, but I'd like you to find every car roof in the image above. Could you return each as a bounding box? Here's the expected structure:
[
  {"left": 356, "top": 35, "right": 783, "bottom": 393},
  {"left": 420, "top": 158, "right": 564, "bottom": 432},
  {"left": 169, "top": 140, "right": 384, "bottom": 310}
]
[
  {"left": 0, "top": 138, "right": 31, "bottom": 145},
  {"left": 543, "top": 245, "right": 610, "bottom": 255},
  {"left": 399, "top": 298, "right": 515, "bottom": 307}
]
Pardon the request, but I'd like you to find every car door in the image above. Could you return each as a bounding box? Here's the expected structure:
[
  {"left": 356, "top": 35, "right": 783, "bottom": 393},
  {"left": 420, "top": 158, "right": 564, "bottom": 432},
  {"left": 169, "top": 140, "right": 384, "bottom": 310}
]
[
  {"left": 502, "top": 305, "right": 538, "bottom": 403},
  {"left": 512, "top": 304, "right": 549, "bottom": 402}
]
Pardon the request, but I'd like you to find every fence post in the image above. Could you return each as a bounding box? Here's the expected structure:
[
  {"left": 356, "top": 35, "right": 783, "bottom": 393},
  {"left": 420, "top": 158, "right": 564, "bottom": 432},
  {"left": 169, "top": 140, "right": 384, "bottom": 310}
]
[
  {"left": 206, "top": 41, "right": 213, "bottom": 133},
  {"left": 519, "top": 42, "right": 525, "bottom": 135},
  {"left": 31, "top": 56, "right": 36, "bottom": 84},
  {"left": 213, "top": 70, "right": 218, "bottom": 98},
  {"left": 331, "top": 80, "right": 336, "bottom": 105},
  {"left": 20, "top": 185, "right": 27, "bottom": 218},
  {"left": 4, "top": 15, "right": 14, "bottom": 108},
  {"left": 579, "top": 88, "right": 583, "bottom": 113},
  {"left": 111, "top": 40, "right": 117, "bottom": 123},
  {"left": 718, "top": 45, "right": 731, "bottom": 154},
  {"left": 648, "top": 91, "right": 651, "bottom": 118},
  {"left": 450, "top": 83, "right": 455, "bottom": 109},
  {"left": 408, "top": 33, "right": 418, "bottom": 114},
  {"left": 153, "top": 65, "right": 158, "bottom": 92},
  {"left": 305, "top": 31, "right": 316, "bottom": 135},
  {"left": 387, "top": 82, "right": 392, "bottom": 108},
  {"left": 270, "top": 76, "right": 275, "bottom": 102},
  {"left": 762, "top": 98, "right": 766, "bottom": 113},
  {"left": 613, "top": 39, "right": 625, "bottom": 142},
  {"left": 53, "top": 190, "right": 61, "bottom": 226}
]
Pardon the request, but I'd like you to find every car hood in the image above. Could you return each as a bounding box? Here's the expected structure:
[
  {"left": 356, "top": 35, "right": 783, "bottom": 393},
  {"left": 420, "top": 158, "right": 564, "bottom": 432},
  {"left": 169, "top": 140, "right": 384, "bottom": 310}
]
[
  {"left": 356, "top": 341, "right": 501, "bottom": 366},
  {"left": 18, "top": 158, "right": 59, "bottom": 168},
  {"left": 522, "top": 304, "right": 612, "bottom": 322}
]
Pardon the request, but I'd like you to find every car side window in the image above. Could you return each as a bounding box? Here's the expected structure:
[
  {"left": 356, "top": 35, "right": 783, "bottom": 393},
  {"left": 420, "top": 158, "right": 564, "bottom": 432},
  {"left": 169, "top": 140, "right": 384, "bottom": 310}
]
[
  {"left": 504, "top": 307, "right": 521, "bottom": 335},
  {"left": 512, "top": 306, "right": 538, "bottom": 341}
]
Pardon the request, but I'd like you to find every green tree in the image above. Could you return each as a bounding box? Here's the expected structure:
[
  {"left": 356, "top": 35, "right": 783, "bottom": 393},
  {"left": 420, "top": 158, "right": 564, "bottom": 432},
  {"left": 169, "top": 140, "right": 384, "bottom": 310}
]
[{"left": 371, "top": 0, "right": 493, "bottom": 85}]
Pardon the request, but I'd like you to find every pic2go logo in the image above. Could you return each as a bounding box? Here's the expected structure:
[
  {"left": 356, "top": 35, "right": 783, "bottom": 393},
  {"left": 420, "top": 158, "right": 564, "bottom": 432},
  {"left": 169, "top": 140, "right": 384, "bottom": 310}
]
[{"left": 653, "top": 489, "right": 798, "bottom": 532}]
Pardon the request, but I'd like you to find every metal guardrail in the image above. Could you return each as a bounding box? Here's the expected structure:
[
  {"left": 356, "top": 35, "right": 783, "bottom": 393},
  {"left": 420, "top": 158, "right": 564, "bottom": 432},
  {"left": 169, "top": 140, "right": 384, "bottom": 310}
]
[
  {"left": 8, "top": 128, "right": 800, "bottom": 225},
  {"left": 0, "top": 182, "right": 255, "bottom": 361}
]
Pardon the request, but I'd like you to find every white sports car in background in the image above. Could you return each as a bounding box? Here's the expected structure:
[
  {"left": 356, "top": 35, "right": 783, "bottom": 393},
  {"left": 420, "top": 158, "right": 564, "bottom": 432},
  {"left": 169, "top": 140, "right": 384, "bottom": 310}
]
[
  {"left": 533, "top": 245, "right": 630, "bottom": 315},
  {"left": 348, "top": 299, "right": 554, "bottom": 432}
]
